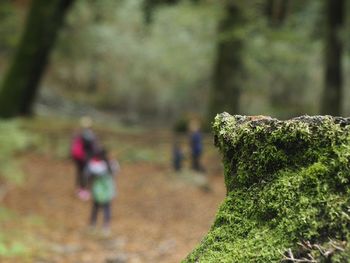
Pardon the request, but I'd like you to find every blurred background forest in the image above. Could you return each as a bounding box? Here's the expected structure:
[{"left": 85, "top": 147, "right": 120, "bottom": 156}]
[
  {"left": 1, "top": 0, "right": 350, "bottom": 262},
  {"left": 1, "top": 0, "right": 349, "bottom": 123}
]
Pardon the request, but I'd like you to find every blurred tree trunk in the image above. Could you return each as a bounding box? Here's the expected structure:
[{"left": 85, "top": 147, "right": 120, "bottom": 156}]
[
  {"left": 0, "top": 0, "right": 75, "bottom": 118},
  {"left": 321, "top": 0, "right": 344, "bottom": 115},
  {"left": 88, "top": 1, "right": 102, "bottom": 93},
  {"left": 266, "top": 0, "right": 292, "bottom": 117},
  {"left": 208, "top": 2, "right": 245, "bottom": 121},
  {"left": 266, "top": 0, "right": 289, "bottom": 27}
]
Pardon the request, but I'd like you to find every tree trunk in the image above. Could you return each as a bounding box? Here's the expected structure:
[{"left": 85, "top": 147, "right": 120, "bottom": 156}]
[
  {"left": 266, "top": 0, "right": 289, "bottom": 27},
  {"left": 208, "top": 2, "right": 245, "bottom": 121},
  {"left": 321, "top": 0, "right": 344, "bottom": 116},
  {"left": 0, "top": 0, "right": 75, "bottom": 118}
]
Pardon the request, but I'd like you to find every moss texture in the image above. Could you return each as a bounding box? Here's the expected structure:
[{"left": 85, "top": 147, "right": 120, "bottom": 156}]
[{"left": 184, "top": 113, "right": 350, "bottom": 262}]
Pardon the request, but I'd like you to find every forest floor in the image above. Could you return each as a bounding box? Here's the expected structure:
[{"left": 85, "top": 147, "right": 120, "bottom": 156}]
[{"left": 1, "top": 118, "right": 225, "bottom": 263}]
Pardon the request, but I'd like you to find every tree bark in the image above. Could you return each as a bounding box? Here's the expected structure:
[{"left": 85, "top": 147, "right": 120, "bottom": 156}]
[
  {"left": 208, "top": 2, "right": 245, "bottom": 121},
  {"left": 0, "top": 0, "right": 75, "bottom": 118},
  {"left": 321, "top": 0, "right": 344, "bottom": 116}
]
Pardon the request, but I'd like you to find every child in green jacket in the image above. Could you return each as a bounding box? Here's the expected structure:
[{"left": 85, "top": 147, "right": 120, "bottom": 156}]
[{"left": 85, "top": 148, "right": 119, "bottom": 234}]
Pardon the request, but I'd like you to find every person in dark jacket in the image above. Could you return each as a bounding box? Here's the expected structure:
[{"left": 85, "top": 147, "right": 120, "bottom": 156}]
[
  {"left": 173, "top": 138, "right": 184, "bottom": 172},
  {"left": 189, "top": 120, "right": 204, "bottom": 172}
]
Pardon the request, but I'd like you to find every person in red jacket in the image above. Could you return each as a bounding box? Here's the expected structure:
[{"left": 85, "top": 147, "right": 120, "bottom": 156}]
[{"left": 71, "top": 116, "right": 98, "bottom": 200}]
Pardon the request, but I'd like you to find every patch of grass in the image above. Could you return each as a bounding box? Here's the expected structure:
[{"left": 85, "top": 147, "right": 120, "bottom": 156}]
[
  {"left": 0, "top": 207, "right": 45, "bottom": 261},
  {"left": 0, "top": 119, "right": 34, "bottom": 184},
  {"left": 120, "top": 147, "right": 168, "bottom": 164}
]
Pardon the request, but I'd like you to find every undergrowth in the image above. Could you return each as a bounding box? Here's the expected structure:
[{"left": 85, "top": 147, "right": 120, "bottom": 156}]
[
  {"left": 0, "top": 207, "right": 43, "bottom": 261},
  {"left": 0, "top": 119, "right": 37, "bottom": 260},
  {"left": 0, "top": 119, "right": 33, "bottom": 184}
]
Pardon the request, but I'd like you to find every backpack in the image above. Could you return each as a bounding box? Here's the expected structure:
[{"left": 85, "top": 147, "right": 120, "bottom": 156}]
[
  {"left": 92, "top": 175, "right": 115, "bottom": 204},
  {"left": 71, "top": 136, "right": 85, "bottom": 161},
  {"left": 88, "top": 159, "right": 116, "bottom": 204}
]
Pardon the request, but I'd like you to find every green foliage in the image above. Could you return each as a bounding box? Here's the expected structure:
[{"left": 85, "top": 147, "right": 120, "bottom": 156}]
[
  {"left": 242, "top": 1, "right": 324, "bottom": 118},
  {"left": 47, "top": 0, "right": 329, "bottom": 120},
  {"left": 0, "top": 2, "right": 22, "bottom": 54},
  {"left": 0, "top": 208, "right": 43, "bottom": 260},
  {"left": 1, "top": 0, "right": 350, "bottom": 119},
  {"left": 0, "top": 123, "right": 38, "bottom": 260},
  {"left": 121, "top": 147, "right": 167, "bottom": 164},
  {"left": 44, "top": 0, "right": 219, "bottom": 120},
  {"left": 184, "top": 113, "right": 350, "bottom": 262},
  {"left": 0, "top": 239, "right": 28, "bottom": 258},
  {"left": 0, "top": 119, "right": 33, "bottom": 184}
]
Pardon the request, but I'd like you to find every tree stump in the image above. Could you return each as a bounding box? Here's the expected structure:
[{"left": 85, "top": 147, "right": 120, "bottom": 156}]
[{"left": 184, "top": 112, "right": 350, "bottom": 262}]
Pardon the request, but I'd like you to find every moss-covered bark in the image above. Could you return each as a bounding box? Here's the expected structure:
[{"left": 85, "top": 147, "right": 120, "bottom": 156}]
[
  {"left": 0, "top": 0, "right": 74, "bottom": 118},
  {"left": 184, "top": 113, "right": 350, "bottom": 262}
]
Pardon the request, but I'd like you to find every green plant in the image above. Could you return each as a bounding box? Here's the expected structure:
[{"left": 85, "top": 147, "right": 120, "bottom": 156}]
[{"left": 0, "top": 119, "right": 33, "bottom": 184}]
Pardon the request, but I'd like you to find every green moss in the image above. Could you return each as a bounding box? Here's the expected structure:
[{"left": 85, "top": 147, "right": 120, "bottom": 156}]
[{"left": 184, "top": 113, "right": 350, "bottom": 262}]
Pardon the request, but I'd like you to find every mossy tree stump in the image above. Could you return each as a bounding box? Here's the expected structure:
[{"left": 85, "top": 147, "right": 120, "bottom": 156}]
[{"left": 184, "top": 113, "right": 350, "bottom": 262}]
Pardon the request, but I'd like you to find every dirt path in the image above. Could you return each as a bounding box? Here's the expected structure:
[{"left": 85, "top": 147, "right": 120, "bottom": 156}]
[{"left": 3, "top": 147, "right": 225, "bottom": 262}]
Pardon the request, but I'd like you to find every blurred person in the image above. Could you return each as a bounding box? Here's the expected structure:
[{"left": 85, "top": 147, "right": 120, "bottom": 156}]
[
  {"left": 85, "top": 148, "right": 119, "bottom": 236},
  {"left": 70, "top": 116, "right": 98, "bottom": 200},
  {"left": 173, "top": 136, "right": 185, "bottom": 172},
  {"left": 189, "top": 120, "right": 204, "bottom": 172}
]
